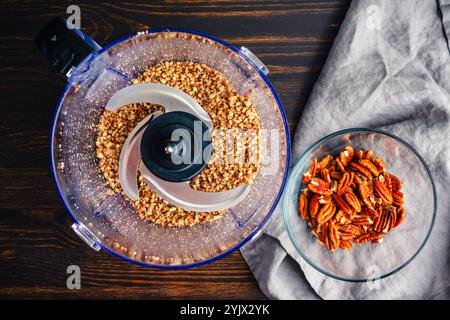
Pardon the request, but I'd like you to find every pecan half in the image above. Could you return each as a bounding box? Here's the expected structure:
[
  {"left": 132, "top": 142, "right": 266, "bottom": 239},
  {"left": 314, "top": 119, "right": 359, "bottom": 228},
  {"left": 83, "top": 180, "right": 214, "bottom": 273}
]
[
  {"left": 374, "top": 209, "right": 391, "bottom": 233},
  {"left": 339, "top": 232, "right": 357, "bottom": 240},
  {"left": 394, "top": 207, "right": 406, "bottom": 228},
  {"left": 333, "top": 209, "right": 343, "bottom": 221},
  {"left": 324, "top": 221, "right": 340, "bottom": 251},
  {"left": 352, "top": 173, "right": 363, "bottom": 185},
  {"left": 339, "top": 146, "right": 355, "bottom": 167},
  {"left": 388, "top": 207, "right": 397, "bottom": 229},
  {"left": 317, "top": 201, "right": 336, "bottom": 225},
  {"left": 330, "top": 171, "right": 342, "bottom": 180},
  {"left": 372, "top": 156, "right": 387, "bottom": 172},
  {"left": 302, "top": 158, "right": 318, "bottom": 185},
  {"left": 374, "top": 179, "right": 393, "bottom": 205},
  {"left": 344, "top": 190, "right": 362, "bottom": 212},
  {"left": 335, "top": 158, "right": 346, "bottom": 172},
  {"left": 370, "top": 233, "right": 384, "bottom": 244},
  {"left": 350, "top": 162, "right": 372, "bottom": 178},
  {"left": 392, "top": 190, "right": 404, "bottom": 207},
  {"left": 312, "top": 228, "right": 325, "bottom": 243},
  {"left": 339, "top": 239, "right": 354, "bottom": 250},
  {"left": 320, "top": 168, "right": 331, "bottom": 183},
  {"left": 309, "top": 194, "right": 320, "bottom": 218},
  {"left": 364, "top": 149, "right": 374, "bottom": 160},
  {"left": 338, "top": 224, "right": 362, "bottom": 235},
  {"left": 318, "top": 154, "right": 333, "bottom": 169},
  {"left": 357, "top": 181, "right": 371, "bottom": 200},
  {"left": 383, "top": 173, "right": 393, "bottom": 192},
  {"left": 356, "top": 149, "right": 364, "bottom": 159},
  {"left": 332, "top": 193, "right": 352, "bottom": 215},
  {"left": 358, "top": 159, "right": 380, "bottom": 177},
  {"left": 363, "top": 207, "right": 379, "bottom": 219},
  {"left": 337, "top": 172, "right": 353, "bottom": 196},
  {"left": 318, "top": 194, "right": 332, "bottom": 204},
  {"left": 309, "top": 216, "right": 318, "bottom": 231},
  {"left": 298, "top": 193, "right": 309, "bottom": 220},
  {"left": 308, "top": 177, "right": 333, "bottom": 195},
  {"left": 351, "top": 216, "right": 373, "bottom": 226},
  {"left": 354, "top": 233, "right": 371, "bottom": 244},
  {"left": 389, "top": 174, "right": 403, "bottom": 191}
]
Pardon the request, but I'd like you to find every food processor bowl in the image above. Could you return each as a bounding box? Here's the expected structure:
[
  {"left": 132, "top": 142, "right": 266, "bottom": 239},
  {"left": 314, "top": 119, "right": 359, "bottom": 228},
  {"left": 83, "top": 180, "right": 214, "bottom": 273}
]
[{"left": 46, "top": 24, "right": 290, "bottom": 268}]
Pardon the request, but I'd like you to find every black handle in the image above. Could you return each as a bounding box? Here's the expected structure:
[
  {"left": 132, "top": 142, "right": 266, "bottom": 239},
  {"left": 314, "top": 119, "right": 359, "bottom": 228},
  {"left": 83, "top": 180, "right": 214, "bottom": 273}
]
[{"left": 35, "top": 17, "right": 99, "bottom": 77}]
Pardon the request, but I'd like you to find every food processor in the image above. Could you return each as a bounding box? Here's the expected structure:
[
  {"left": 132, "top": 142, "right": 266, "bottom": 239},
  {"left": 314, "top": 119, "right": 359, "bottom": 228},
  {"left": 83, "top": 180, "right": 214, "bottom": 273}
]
[{"left": 36, "top": 18, "right": 290, "bottom": 268}]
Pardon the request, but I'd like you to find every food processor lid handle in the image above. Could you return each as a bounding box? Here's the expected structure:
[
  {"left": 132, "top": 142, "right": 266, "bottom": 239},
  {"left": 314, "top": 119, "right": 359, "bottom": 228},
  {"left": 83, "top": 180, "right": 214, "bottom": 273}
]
[{"left": 35, "top": 17, "right": 101, "bottom": 77}]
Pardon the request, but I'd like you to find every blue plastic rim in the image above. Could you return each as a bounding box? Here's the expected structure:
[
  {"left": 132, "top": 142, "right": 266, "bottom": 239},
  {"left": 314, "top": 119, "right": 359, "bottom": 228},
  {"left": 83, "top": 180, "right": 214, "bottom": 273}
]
[
  {"left": 282, "top": 128, "right": 437, "bottom": 282},
  {"left": 50, "top": 28, "right": 291, "bottom": 269}
]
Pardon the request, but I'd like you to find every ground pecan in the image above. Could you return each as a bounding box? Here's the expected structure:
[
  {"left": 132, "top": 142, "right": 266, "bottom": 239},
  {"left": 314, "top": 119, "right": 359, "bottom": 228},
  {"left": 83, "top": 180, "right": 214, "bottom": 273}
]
[{"left": 297, "top": 146, "right": 407, "bottom": 251}]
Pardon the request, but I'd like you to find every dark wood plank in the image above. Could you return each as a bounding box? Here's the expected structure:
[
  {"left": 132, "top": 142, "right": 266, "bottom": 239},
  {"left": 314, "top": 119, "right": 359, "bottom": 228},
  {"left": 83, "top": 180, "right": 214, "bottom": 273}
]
[{"left": 0, "top": 0, "right": 350, "bottom": 299}]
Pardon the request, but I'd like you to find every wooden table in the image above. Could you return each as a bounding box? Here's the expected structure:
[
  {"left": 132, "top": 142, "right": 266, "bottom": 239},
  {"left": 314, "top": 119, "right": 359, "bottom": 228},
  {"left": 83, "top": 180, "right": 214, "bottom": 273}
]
[{"left": 0, "top": 0, "right": 349, "bottom": 299}]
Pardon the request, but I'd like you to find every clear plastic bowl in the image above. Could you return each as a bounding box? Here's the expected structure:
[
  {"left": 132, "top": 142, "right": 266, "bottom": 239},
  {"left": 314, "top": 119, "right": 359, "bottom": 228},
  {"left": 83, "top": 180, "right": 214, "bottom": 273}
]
[
  {"left": 51, "top": 29, "right": 290, "bottom": 268},
  {"left": 283, "top": 128, "right": 436, "bottom": 281}
]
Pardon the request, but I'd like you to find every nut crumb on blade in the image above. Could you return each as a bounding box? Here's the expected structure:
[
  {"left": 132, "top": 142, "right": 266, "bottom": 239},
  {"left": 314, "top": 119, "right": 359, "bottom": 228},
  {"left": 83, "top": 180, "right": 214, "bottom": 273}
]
[
  {"left": 96, "top": 61, "right": 261, "bottom": 227},
  {"left": 298, "top": 146, "right": 406, "bottom": 251}
]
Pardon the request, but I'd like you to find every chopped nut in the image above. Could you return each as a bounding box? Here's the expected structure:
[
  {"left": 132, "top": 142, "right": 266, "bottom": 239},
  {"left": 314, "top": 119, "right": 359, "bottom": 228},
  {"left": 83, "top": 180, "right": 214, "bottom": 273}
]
[{"left": 96, "top": 61, "right": 261, "bottom": 227}]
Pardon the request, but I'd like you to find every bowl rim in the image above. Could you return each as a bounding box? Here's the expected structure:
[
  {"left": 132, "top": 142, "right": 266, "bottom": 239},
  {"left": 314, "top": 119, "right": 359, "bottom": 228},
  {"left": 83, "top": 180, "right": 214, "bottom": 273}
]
[
  {"left": 282, "top": 127, "right": 437, "bottom": 282},
  {"left": 49, "top": 28, "right": 291, "bottom": 269}
]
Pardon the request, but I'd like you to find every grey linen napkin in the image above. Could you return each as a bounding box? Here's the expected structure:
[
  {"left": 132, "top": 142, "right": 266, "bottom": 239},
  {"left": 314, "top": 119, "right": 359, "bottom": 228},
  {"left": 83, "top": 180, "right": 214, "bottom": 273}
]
[{"left": 241, "top": 0, "right": 450, "bottom": 300}]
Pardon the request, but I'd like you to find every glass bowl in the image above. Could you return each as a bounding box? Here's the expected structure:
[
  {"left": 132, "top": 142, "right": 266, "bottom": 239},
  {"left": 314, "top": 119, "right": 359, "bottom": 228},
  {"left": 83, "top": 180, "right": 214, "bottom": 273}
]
[{"left": 283, "top": 128, "right": 436, "bottom": 281}]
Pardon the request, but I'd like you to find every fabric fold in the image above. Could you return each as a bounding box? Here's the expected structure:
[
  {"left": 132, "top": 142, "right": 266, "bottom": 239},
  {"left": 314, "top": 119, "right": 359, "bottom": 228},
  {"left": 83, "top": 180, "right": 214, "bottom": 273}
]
[{"left": 241, "top": 0, "right": 450, "bottom": 300}]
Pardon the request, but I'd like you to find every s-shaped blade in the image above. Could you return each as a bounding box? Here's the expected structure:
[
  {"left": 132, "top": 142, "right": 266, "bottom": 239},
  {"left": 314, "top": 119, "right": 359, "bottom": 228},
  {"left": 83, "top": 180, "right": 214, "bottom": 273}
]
[
  {"left": 139, "top": 163, "right": 251, "bottom": 212},
  {"left": 118, "top": 111, "right": 162, "bottom": 201},
  {"left": 106, "top": 83, "right": 213, "bottom": 129}
]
